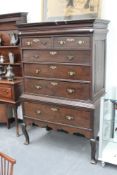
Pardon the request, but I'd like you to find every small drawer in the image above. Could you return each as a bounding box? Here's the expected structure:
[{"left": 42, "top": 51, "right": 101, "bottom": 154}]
[
  {"left": 24, "top": 78, "right": 90, "bottom": 100},
  {"left": 54, "top": 36, "right": 91, "bottom": 49},
  {"left": 21, "top": 37, "right": 52, "bottom": 49},
  {"left": 22, "top": 50, "right": 91, "bottom": 64},
  {"left": 0, "top": 86, "right": 12, "bottom": 99},
  {"left": 23, "top": 101, "right": 92, "bottom": 129},
  {"left": 24, "top": 63, "right": 91, "bottom": 81}
]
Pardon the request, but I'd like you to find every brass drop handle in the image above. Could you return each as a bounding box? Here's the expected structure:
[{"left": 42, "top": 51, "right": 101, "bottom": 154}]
[
  {"left": 42, "top": 41, "right": 47, "bottom": 45},
  {"left": 34, "top": 55, "right": 39, "bottom": 59},
  {"left": 35, "top": 69, "right": 41, "bottom": 74},
  {"left": 3, "top": 90, "right": 9, "bottom": 94},
  {"left": 33, "top": 39, "right": 40, "bottom": 43},
  {"left": 50, "top": 65, "right": 57, "bottom": 70},
  {"left": 35, "top": 85, "right": 42, "bottom": 89},
  {"left": 51, "top": 107, "right": 58, "bottom": 112},
  {"left": 68, "top": 71, "right": 76, "bottom": 76},
  {"left": 77, "top": 40, "right": 85, "bottom": 45},
  {"left": 65, "top": 115, "right": 74, "bottom": 120},
  {"left": 67, "top": 55, "right": 74, "bottom": 60},
  {"left": 36, "top": 110, "right": 41, "bottom": 114},
  {"left": 50, "top": 82, "right": 58, "bottom": 86},
  {"left": 26, "top": 41, "right": 32, "bottom": 46},
  {"left": 50, "top": 51, "right": 57, "bottom": 55},
  {"left": 67, "top": 88, "right": 75, "bottom": 94},
  {"left": 58, "top": 40, "right": 65, "bottom": 45}
]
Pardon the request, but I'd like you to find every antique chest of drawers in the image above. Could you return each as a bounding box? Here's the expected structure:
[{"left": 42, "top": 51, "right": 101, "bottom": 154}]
[{"left": 18, "top": 19, "right": 109, "bottom": 163}]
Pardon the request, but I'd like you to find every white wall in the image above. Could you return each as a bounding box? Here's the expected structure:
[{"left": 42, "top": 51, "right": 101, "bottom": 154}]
[
  {"left": 101, "top": 0, "right": 117, "bottom": 90},
  {"left": 0, "top": 0, "right": 42, "bottom": 22},
  {"left": 0, "top": 0, "right": 117, "bottom": 90}
]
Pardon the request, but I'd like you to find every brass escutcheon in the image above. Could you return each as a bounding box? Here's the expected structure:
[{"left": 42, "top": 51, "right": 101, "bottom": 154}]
[
  {"left": 50, "top": 82, "right": 58, "bottom": 86},
  {"left": 35, "top": 69, "right": 40, "bottom": 74},
  {"left": 65, "top": 115, "right": 74, "bottom": 120},
  {"left": 36, "top": 110, "right": 41, "bottom": 114},
  {"left": 51, "top": 107, "right": 58, "bottom": 112},
  {"left": 67, "top": 88, "right": 75, "bottom": 94},
  {"left": 50, "top": 65, "right": 57, "bottom": 70},
  {"left": 66, "top": 38, "right": 75, "bottom": 42},
  {"left": 35, "top": 85, "right": 42, "bottom": 89},
  {"left": 78, "top": 40, "right": 85, "bottom": 45},
  {"left": 50, "top": 51, "right": 57, "bottom": 55},
  {"left": 58, "top": 40, "right": 65, "bottom": 45},
  {"left": 33, "top": 39, "right": 40, "bottom": 43},
  {"left": 67, "top": 55, "right": 74, "bottom": 60},
  {"left": 26, "top": 41, "right": 32, "bottom": 46},
  {"left": 68, "top": 71, "right": 76, "bottom": 76}
]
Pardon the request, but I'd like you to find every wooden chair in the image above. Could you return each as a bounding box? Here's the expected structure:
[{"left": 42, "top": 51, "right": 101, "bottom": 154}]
[{"left": 0, "top": 152, "right": 16, "bottom": 175}]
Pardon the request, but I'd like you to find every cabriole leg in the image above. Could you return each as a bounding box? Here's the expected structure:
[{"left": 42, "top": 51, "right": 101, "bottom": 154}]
[
  {"left": 90, "top": 138, "right": 97, "bottom": 164},
  {"left": 22, "top": 123, "right": 30, "bottom": 145}
]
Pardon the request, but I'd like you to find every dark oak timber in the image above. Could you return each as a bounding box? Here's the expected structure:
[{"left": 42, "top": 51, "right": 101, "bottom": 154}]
[
  {"left": 18, "top": 19, "right": 109, "bottom": 162},
  {"left": 0, "top": 13, "right": 27, "bottom": 134},
  {"left": 21, "top": 123, "right": 30, "bottom": 145}
]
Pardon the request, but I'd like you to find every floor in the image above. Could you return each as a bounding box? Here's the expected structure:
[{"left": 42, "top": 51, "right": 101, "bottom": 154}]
[{"left": 0, "top": 124, "right": 117, "bottom": 175}]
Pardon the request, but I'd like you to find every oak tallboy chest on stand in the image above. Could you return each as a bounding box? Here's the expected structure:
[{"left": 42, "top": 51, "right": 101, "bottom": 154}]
[{"left": 18, "top": 19, "right": 109, "bottom": 163}]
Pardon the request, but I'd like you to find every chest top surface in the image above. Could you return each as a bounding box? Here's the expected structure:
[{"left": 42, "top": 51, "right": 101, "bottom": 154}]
[{"left": 18, "top": 19, "right": 109, "bottom": 36}]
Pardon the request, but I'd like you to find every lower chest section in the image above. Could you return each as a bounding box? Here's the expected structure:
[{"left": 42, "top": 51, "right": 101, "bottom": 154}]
[{"left": 23, "top": 100, "right": 94, "bottom": 139}]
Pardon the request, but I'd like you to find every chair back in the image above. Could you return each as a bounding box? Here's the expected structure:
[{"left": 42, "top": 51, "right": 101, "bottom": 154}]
[{"left": 0, "top": 152, "right": 16, "bottom": 175}]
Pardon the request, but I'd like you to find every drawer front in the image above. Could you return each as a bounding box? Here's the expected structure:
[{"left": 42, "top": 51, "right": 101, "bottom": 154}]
[
  {"left": 23, "top": 101, "right": 92, "bottom": 129},
  {"left": 54, "top": 37, "right": 91, "bottom": 49},
  {"left": 24, "top": 64, "right": 91, "bottom": 81},
  {"left": 22, "top": 50, "right": 91, "bottom": 64},
  {"left": 24, "top": 79, "right": 90, "bottom": 100},
  {"left": 21, "top": 37, "right": 52, "bottom": 49},
  {"left": 0, "top": 86, "right": 12, "bottom": 99}
]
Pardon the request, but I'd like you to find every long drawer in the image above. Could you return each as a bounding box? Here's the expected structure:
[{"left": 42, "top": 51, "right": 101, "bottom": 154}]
[
  {"left": 24, "top": 63, "right": 91, "bottom": 81},
  {"left": 24, "top": 78, "right": 90, "bottom": 100},
  {"left": 23, "top": 101, "right": 92, "bottom": 129},
  {"left": 22, "top": 50, "right": 91, "bottom": 64}
]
